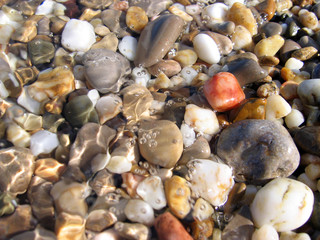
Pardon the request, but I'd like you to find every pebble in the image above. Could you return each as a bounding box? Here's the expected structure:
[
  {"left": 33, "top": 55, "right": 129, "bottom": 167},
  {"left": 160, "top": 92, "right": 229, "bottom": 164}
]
[
  {"left": 154, "top": 212, "right": 193, "bottom": 240},
  {"left": 173, "top": 49, "right": 198, "bottom": 67},
  {"left": 256, "top": 0, "right": 277, "bottom": 20},
  {"left": 285, "top": 108, "right": 305, "bottom": 128},
  {"left": 101, "top": 9, "right": 129, "bottom": 38},
  {"left": 217, "top": 119, "right": 300, "bottom": 182},
  {"left": 124, "top": 199, "right": 154, "bottom": 226},
  {"left": 202, "top": 3, "right": 228, "bottom": 25},
  {"left": 193, "top": 33, "right": 221, "bottom": 64},
  {"left": 165, "top": 175, "right": 191, "bottom": 219},
  {"left": 297, "top": 79, "right": 320, "bottom": 106},
  {"left": 6, "top": 123, "right": 30, "bottom": 148},
  {"left": 280, "top": 39, "right": 302, "bottom": 62},
  {"left": 250, "top": 178, "right": 314, "bottom": 232},
  {"left": 134, "top": 14, "right": 185, "bottom": 67},
  {"left": 30, "top": 130, "right": 59, "bottom": 156},
  {"left": 252, "top": 224, "right": 279, "bottom": 240},
  {"left": 280, "top": 231, "right": 311, "bottom": 240},
  {"left": 114, "top": 222, "right": 150, "bottom": 240},
  {"left": 118, "top": 35, "right": 137, "bottom": 61},
  {"left": 294, "top": 126, "right": 320, "bottom": 156},
  {"left": 265, "top": 94, "right": 292, "bottom": 120},
  {"left": 192, "top": 198, "right": 214, "bottom": 222},
  {"left": 260, "top": 22, "right": 283, "bottom": 37},
  {"left": 95, "top": 94, "right": 122, "bottom": 124},
  {"left": 91, "top": 32, "right": 119, "bottom": 52},
  {"left": 205, "top": 31, "right": 233, "bottom": 55},
  {"left": 148, "top": 59, "right": 181, "bottom": 77},
  {"left": 231, "top": 98, "right": 267, "bottom": 122},
  {"left": 55, "top": 212, "right": 86, "bottom": 240},
  {"left": 299, "top": 9, "right": 319, "bottom": 30},
  {"left": 129, "top": 0, "right": 171, "bottom": 17},
  {"left": 0, "top": 192, "right": 15, "bottom": 216},
  {"left": 28, "top": 38, "right": 55, "bottom": 65},
  {"left": 86, "top": 209, "right": 117, "bottom": 232},
  {"left": 83, "top": 49, "right": 131, "bottom": 94},
  {"left": 292, "top": 46, "right": 318, "bottom": 61},
  {"left": 61, "top": 19, "right": 96, "bottom": 52},
  {"left": 255, "top": 35, "right": 285, "bottom": 57},
  {"left": 0, "top": 147, "right": 35, "bottom": 195},
  {"left": 179, "top": 136, "right": 211, "bottom": 164},
  {"left": 126, "top": 6, "right": 148, "bottom": 33},
  {"left": 231, "top": 25, "right": 254, "bottom": 51},
  {"left": 204, "top": 72, "right": 245, "bottom": 112},
  {"left": 34, "top": 158, "right": 66, "bottom": 182},
  {"left": 187, "top": 159, "right": 234, "bottom": 206}
]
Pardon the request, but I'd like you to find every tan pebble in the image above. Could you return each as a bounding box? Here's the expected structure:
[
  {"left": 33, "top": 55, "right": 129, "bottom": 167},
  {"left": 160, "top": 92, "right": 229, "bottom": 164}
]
[
  {"left": 79, "top": 8, "right": 101, "bottom": 21},
  {"left": 280, "top": 67, "right": 310, "bottom": 83},
  {"left": 173, "top": 49, "right": 198, "bottom": 67},
  {"left": 305, "top": 163, "right": 320, "bottom": 180},
  {"left": 55, "top": 212, "right": 86, "bottom": 240},
  {"left": 254, "top": 35, "right": 285, "bottom": 57},
  {"left": 257, "top": 81, "right": 280, "bottom": 98},
  {"left": 154, "top": 72, "right": 172, "bottom": 89},
  {"left": 34, "top": 158, "right": 66, "bottom": 182},
  {"left": 191, "top": 218, "right": 214, "bottom": 240},
  {"left": 28, "top": 66, "right": 75, "bottom": 103},
  {"left": 280, "top": 81, "right": 299, "bottom": 100},
  {"left": 204, "top": 31, "right": 233, "bottom": 55},
  {"left": 256, "top": 0, "right": 276, "bottom": 20},
  {"left": 231, "top": 98, "right": 267, "bottom": 122},
  {"left": 258, "top": 56, "right": 280, "bottom": 66},
  {"left": 53, "top": 47, "right": 74, "bottom": 69},
  {"left": 301, "top": 153, "right": 320, "bottom": 165},
  {"left": 299, "top": 9, "right": 318, "bottom": 30},
  {"left": 50, "top": 16, "right": 67, "bottom": 34},
  {"left": 11, "top": 20, "right": 37, "bottom": 43},
  {"left": 231, "top": 25, "right": 254, "bottom": 51},
  {"left": 280, "top": 231, "right": 312, "bottom": 240},
  {"left": 111, "top": 1, "right": 129, "bottom": 11},
  {"left": 192, "top": 198, "right": 214, "bottom": 221},
  {"left": 165, "top": 175, "right": 191, "bottom": 219},
  {"left": 86, "top": 209, "right": 117, "bottom": 232},
  {"left": 122, "top": 172, "right": 146, "bottom": 198},
  {"left": 91, "top": 32, "right": 119, "bottom": 52},
  {"left": 6, "top": 123, "right": 30, "bottom": 148},
  {"left": 126, "top": 6, "right": 148, "bottom": 33},
  {"left": 44, "top": 97, "right": 65, "bottom": 115},
  {"left": 228, "top": 2, "right": 257, "bottom": 36},
  {"left": 94, "top": 25, "right": 110, "bottom": 36},
  {"left": 168, "top": 5, "right": 193, "bottom": 22},
  {"left": 276, "top": 0, "right": 293, "bottom": 12},
  {"left": 176, "top": 0, "right": 192, "bottom": 6},
  {"left": 114, "top": 222, "right": 150, "bottom": 240},
  {"left": 148, "top": 59, "right": 182, "bottom": 77},
  {"left": 298, "top": 173, "right": 318, "bottom": 191},
  {"left": 291, "top": 46, "right": 318, "bottom": 61},
  {"left": 89, "top": 169, "right": 116, "bottom": 197},
  {"left": 191, "top": 72, "right": 210, "bottom": 87},
  {"left": 265, "top": 94, "right": 291, "bottom": 120}
]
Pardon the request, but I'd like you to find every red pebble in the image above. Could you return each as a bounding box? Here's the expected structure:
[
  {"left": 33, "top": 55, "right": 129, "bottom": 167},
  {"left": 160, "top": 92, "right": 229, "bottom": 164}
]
[
  {"left": 155, "top": 212, "right": 193, "bottom": 240},
  {"left": 203, "top": 72, "right": 245, "bottom": 112},
  {"left": 63, "top": 0, "right": 80, "bottom": 18}
]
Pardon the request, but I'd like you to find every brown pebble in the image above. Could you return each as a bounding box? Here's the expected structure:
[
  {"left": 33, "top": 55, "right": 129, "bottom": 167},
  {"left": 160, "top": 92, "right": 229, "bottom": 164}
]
[
  {"left": 291, "top": 46, "right": 318, "bottom": 61},
  {"left": 126, "top": 6, "right": 148, "bottom": 33},
  {"left": 256, "top": 0, "right": 276, "bottom": 20},
  {"left": 155, "top": 212, "right": 193, "bottom": 240},
  {"left": 148, "top": 59, "right": 182, "bottom": 77}
]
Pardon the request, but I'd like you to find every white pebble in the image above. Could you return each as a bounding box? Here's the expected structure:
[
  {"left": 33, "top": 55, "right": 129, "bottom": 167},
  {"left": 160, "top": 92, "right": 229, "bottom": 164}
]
[
  {"left": 30, "top": 130, "right": 59, "bottom": 156},
  {"left": 188, "top": 159, "right": 234, "bottom": 206},
  {"left": 284, "top": 108, "right": 304, "bottom": 128},
  {"left": 35, "top": 0, "right": 55, "bottom": 15},
  {"left": 184, "top": 104, "right": 220, "bottom": 135},
  {"left": 106, "top": 156, "right": 132, "bottom": 174},
  {"left": 0, "top": 8, "right": 22, "bottom": 30},
  {"left": 87, "top": 89, "right": 100, "bottom": 106},
  {"left": 17, "top": 87, "right": 41, "bottom": 114},
  {"left": 186, "top": 4, "right": 201, "bottom": 15},
  {"left": 118, "top": 36, "right": 137, "bottom": 61},
  {"left": 266, "top": 94, "right": 291, "bottom": 120},
  {"left": 285, "top": 58, "right": 304, "bottom": 70},
  {"left": 136, "top": 176, "right": 167, "bottom": 210},
  {"left": 95, "top": 94, "right": 122, "bottom": 124},
  {"left": 280, "top": 231, "right": 311, "bottom": 240},
  {"left": 180, "top": 123, "right": 196, "bottom": 148},
  {"left": 0, "top": 24, "right": 14, "bottom": 44},
  {"left": 250, "top": 178, "right": 314, "bottom": 232},
  {"left": 202, "top": 3, "right": 228, "bottom": 23},
  {"left": 61, "top": 19, "right": 96, "bottom": 52},
  {"left": 124, "top": 199, "right": 154, "bottom": 226},
  {"left": 180, "top": 67, "right": 198, "bottom": 85},
  {"left": 252, "top": 225, "right": 279, "bottom": 240},
  {"left": 131, "top": 67, "right": 151, "bottom": 87},
  {"left": 193, "top": 33, "right": 221, "bottom": 64}
]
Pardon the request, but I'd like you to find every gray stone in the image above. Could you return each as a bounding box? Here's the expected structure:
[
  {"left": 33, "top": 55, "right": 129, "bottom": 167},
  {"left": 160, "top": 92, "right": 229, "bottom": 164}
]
[{"left": 294, "top": 126, "right": 320, "bottom": 157}]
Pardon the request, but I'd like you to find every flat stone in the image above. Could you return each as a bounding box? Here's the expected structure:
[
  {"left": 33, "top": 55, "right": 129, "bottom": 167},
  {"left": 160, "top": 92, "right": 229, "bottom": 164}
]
[
  {"left": 217, "top": 119, "right": 300, "bottom": 183},
  {"left": 148, "top": 59, "right": 181, "bottom": 77},
  {"left": 28, "top": 38, "right": 55, "bottom": 65},
  {"left": 134, "top": 14, "right": 185, "bottom": 67}
]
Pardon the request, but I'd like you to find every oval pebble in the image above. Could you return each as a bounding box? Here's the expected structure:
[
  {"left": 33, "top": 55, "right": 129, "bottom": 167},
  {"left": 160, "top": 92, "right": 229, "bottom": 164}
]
[
  {"left": 250, "top": 178, "right": 314, "bottom": 232},
  {"left": 124, "top": 199, "right": 154, "bottom": 226},
  {"left": 193, "top": 33, "right": 221, "bottom": 64},
  {"left": 118, "top": 36, "right": 137, "bottom": 61}
]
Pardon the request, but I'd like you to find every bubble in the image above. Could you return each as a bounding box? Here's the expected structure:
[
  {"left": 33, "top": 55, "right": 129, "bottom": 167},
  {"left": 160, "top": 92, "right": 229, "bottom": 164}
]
[
  {"left": 140, "top": 208, "right": 147, "bottom": 214},
  {"left": 139, "top": 137, "right": 147, "bottom": 144},
  {"left": 200, "top": 204, "right": 206, "bottom": 211},
  {"left": 155, "top": 198, "right": 161, "bottom": 204},
  {"left": 176, "top": 187, "right": 185, "bottom": 196},
  {"left": 148, "top": 139, "right": 157, "bottom": 148},
  {"left": 143, "top": 162, "right": 149, "bottom": 169}
]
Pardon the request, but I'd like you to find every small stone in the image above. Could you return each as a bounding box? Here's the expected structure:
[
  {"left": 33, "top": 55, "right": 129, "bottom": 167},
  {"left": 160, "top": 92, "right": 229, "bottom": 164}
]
[
  {"left": 280, "top": 231, "right": 311, "bottom": 240},
  {"left": 86, "top": 209, "right": 117, "bottom": 232},
  {"left": 252, "top": 225, "right": 279, "bottom": 240},
  {"left": 257, "top": 81, "right": 280, "bottom": 98},
  {"left": 118, "top": 35, "right": 137, "bottom": 61},
  {"left": 217, "top": 119, "right": 300, "bottom": 182},
  {"left": 34, "top": 158, "right": 66, "bottom": 182},
  {"left": 285, "top": 109, "right": 305, "bottom": 128},
  {"left": 299, "top": 36, "right": 320, "bottom": 51},
  {"left": 254, "top": 35, "right": 285, "bottom": 57},
  {"left": 61, "top": 19, "right": 96, "bottom": 52},
  {"left": 173, "top": 49, "right": 198, "bottom": 67},
  {"left": 231, "top": 25, "right": 254, "bottom": 51},
  {"left": 114, "top": 222, "right": 151, "bottom": 240},
  {"left": 259, "top": 56, "right": 280, "bottom": 66},
  {"left": 179, "top": 136, "right": 211, "bottom": 165},
  {"left": 138, "top": 120, "right": 183, "bottom": 168},
  {"left": 6, "top": 123, "right": 30, "bottom": 148},
  {"left": 250, "top": 178, "right": 314, "bottom": 232},
  {"left": 202, "top": 3, "right": 228, "bottom": 25},
  {"left": 280, "top": 40, "right": 301, "bottom": 63},
  {"left": 79, "top": 0, "right": 112, "bottom": 9},
  {"left": 30, "top": 130, "right": 59, "bottom": 156},
  {"left": 95, "top": 94, "right": 122, "bottom": 124},
  {"left": 0, "top": 147, "right": 35, "bottom": 195},
  {"left": 83, "top": 49, "right": 131, "bottom": 94},
  {"left": 55, "top": 212, "right": 86, "bottom": 240},
  {"left": 137, "top": 176, "right": 166, "bottom": 210},
  {"left": 192, "top": 198, "right": 214, "bottom": 222},
  {"left": 193, "top": 33, "right": 221, "bottom": 64},
  {"left": 28, "top": 66, "right": 75, "bottom": 103},
  {"left": 204, "top": 72, "right": 245, "bottom": 112},
  {"left": 122, "top": 172, "right": 145, "bottom": 198},
  {"left": 205, "top": 31, "right": 233, "bottom": 55},
  {"left": 299, "top": 9, "right": 318, "bottom": 30},
  {"left": 0, "top": 205, "right": 37, "bottom": 238},
  {"left": 188, "top": 159, "right": 234, "bottom": 206},
  {"left": 231, "top": 98, "right": 267, "bottom": 122},
  {"left": 291, "top": 46, "right": 318, "bottom": 61},
  {"left": 124, "top": 199, "right": 154, "bottom": 226},
  {"left": 191, "top": 218, "right": 214, "bottom": 240},
  {"left": 260, "top": 22, "right": 283, "bottom": 37},
  {"left": 28, "top": 38, "right": 55, "bottom": 65},
  {"left": 0, "top": 192, "right": 16, "bottom": 216},
  {"left": 298, "top": 79, "right": 320, "bottom": 106},
  {"left": 155, "top": 212, "right": 193, "bottom": 240},
  {"left": 228, "top": 2, "right": 257, "bottom": 35},
  {"left": 294, "top": 126, "right": 320, "bottom": 156},
  {"left": 129, "top": 0, "right": 171, "bottom": 17},
  {"left": 148, "top": 59, "right": 181, "bottom": 77},
  {"left": 184, "top": 104, "right": 220, "bottom": 135},
  {"left": 11, "top": 19, "right": 37, "bottom": 43},
  {"left": 134, "top": 14, "right": 185, "bottom": 67},
  {"left": 91, "top": 32, "right": 119, "bottom": 52},
  {"left": 165, "top": 175, "right": 191, "bottom": 219},
  {"left": 126, "top": 6, "right": 148, "bottom": 33},
  {"left": 101, "top": 9, "right": 129, "bottom": 38},
  {"left": 256, "top": 0, "right": 276, "bottom": 20}
]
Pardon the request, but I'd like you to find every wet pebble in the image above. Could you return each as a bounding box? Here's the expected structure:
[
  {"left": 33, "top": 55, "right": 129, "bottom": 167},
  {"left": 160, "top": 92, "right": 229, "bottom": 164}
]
[
  {"left": 254, "top": 35, "right": 285, "bottom": 57},
  {"left": 193, "top": 33, "right": 221, "bottom": 64},
  {"left": 297, "top": 78, "right": 320, "bottom": 106},
  {"left": 294, "top": 126, "right": 320, "bottom": 156},
  {"left": 260, "top": 22, "right": 283, "bottom": 37},
  {"left": 28, "top": 38, "right": 55, "bottom": 65},
  {"left": 124, "top": 199, "right": 154, "bottom": 226},
  {"left": 291, "top": 46, "right": 318, "bottom": 61},
  {"left": 126, "top": 6, "right": 148, "bottom": 33},
  {"left": 217, "top": 119, "right": 300, "bottom": 182}
]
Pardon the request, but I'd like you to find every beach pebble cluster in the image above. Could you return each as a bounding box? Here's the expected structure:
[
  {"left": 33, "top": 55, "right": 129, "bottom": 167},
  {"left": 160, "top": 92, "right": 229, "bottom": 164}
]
[{"left": 0, "top": 0, "right": 320, "bottom": 239}]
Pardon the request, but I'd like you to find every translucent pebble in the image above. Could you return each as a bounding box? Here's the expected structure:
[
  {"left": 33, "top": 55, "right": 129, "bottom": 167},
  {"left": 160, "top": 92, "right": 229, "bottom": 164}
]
[
  {"left": 284, "top": 109, "right": 304, "bottom": 128},
  {"left": 124, "top": 199, "right": 154, "bottom": 226},
  {"left": 118, "top": 36, "right": 138, "bottom": 61},
  {"left": 252, "top": 225, "right": 279, "bottom": 240},
  {"left": 180, "top": 67, "right": 198, "bottom": 85},
  {"left": 250, "top": 178, "right": 314, "bottom": 232},
  {"left": 180, "top": 123, "right": 196, "bottom": 148},
  {"left": 192, "top": 198, "right": 214, "bottom": 221},
  {"left": 279, "top": 231, "right": 311, "bottom": 240},
  {"left": 131, "top": 67, "right": 151, "bottom": 87},
  {"left": 266, "top": 95, "right": 291, "bottom": 120},
  {"left": 202, "top": 3, "right": 228, "bottom": 24},
  {"left": 0, "top": 8, "right": 22, "bottom": 30},
  {"left": 35, "top": 0, "right": 55, "bottom": 15},
  {"left": 6, "top": 123, "right": 30, "bottom": 148},
  {"left": 184, "top": 104, "right": 220, "bottom": 135},
  {"left": 17, "top": 87, "right": 41, "bottom": 114},
  {"left": 193, "top": 33, "right": 221, "bottom": 64},
  {"left": 30, "top": 130, "right": 59, "bottom": 156},
  {"left": 136, "top": 176, "right": 167, "bottom": 210},
  {"left": 285, "top": 58, "right": 304, "bottom": 70},
  {"left": 87, "top": 89, "right": 100, "bottom": 106},
  {"left": 61, "top": 19, "right": 96, "bottom": 52},
  {"left": 106, "top": 156, "right": 132, "bottom": 174}
]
